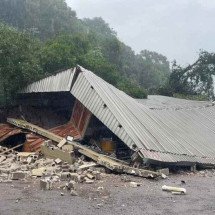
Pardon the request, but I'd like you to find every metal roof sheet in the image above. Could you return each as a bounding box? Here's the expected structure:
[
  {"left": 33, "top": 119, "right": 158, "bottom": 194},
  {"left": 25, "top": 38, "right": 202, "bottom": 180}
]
[
  {"left": 71, "top": 66, "right": 215, "bottom": 165},
  {"left": 22, "top": 66, "right": 215, "bottom": 166},
  {"left": 136, "top": 95, "right": 212, "bottom": 110},
  {"left": 24, "top": 122, "right": 81, "bottom": 152},
  {"left": 22, "top": 69, "right": 75, "bottom": 93},
  {"left": 0, "top": 124, "right": 23, "bottom": 142}
]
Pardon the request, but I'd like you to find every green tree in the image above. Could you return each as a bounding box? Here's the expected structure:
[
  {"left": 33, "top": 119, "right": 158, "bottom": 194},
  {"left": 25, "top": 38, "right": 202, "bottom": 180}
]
[
  {"left": 0, "top": 23, "right": 42, "bottom": 105},
  {"left": 0, "top": 0, "right": 81, "bottom": 40},
  {"left": 160, "top": 51, "right": 215, "bottom": 99}
]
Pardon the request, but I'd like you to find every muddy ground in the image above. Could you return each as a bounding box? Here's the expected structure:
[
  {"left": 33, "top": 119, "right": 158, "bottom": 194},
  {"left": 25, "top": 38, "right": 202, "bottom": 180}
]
[{"left": 0, "top": 170, "right": 215, "bottom": 215}]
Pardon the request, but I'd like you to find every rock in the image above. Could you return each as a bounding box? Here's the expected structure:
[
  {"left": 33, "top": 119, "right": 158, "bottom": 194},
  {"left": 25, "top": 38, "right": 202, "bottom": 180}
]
[
  {"left": 157, "top": 168, "right": 169, "bottom": 176},
  {"left": 84, "top": 177, "right": 94, "bottom": 184},
  {"left": 86, "top": 173, "right": 95, "bottom": 180},
  {"left": 60, "top": 192, "right": 64, "bottom": 196},
  {"left": 92, "top": 171, "right": 101, "bottom": 180},
  {"left": 162, "top": 185, "right": 186, "bottom": 194},
  {"left": 10, "top": 164, "right": 21, "bottom": 172},
  {"left": 54, "top": 158, "right": 62, "bottom": 165},
  {"left": 129, "top": 182, "right": 141, "bottom": 188},
  {"left": 61, "top": 172, "right": 71, "bottom": 181},
  {"left": 0, "top": 156, "right": 6, "bottom": 163},
  {"left": 67, "top": 180, "right": 76, "bottom": 190},
  {"left": 161, "top": 173, "right": 167, "bottom": 179},
  {"left": 32, "top": 167, "right": 46, "bottom": 177},
  {"left": 26, "top": 157, "right": 33, "bottom": 164},
  {"left": 70, "top": 190, "right": 78, "bottom": 196},
  {"left": 97, "top": 186, "right": 104, "bottom": 190},
  {"left": 11, "top": 172, "right": 27, "bottom": 180},
  {"left": 40, "top": 179, "right": 52, "bottom": 190}
]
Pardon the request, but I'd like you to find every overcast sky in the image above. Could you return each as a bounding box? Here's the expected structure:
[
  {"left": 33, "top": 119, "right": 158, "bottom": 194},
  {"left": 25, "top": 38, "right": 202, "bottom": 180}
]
[{"left": 66, "top": 0, "right": 215, "bottom": 65}]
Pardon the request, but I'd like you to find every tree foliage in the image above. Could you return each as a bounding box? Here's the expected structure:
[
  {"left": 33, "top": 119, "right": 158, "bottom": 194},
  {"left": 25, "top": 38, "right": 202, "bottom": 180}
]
[
  {"left": 0, "top": 0, "right": 172, "bottom": 104},
  {"left": 158, "top": 51, "right": 215, "bottom": 99},
  {"left": 0, "top": 24, "right": 42, "bottom": 105}
]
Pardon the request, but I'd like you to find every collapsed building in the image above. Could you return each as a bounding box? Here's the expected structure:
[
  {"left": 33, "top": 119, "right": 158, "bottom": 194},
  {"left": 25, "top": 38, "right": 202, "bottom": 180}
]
[{"left": 1, "top": 66, "right": 215, "bottom": 169}]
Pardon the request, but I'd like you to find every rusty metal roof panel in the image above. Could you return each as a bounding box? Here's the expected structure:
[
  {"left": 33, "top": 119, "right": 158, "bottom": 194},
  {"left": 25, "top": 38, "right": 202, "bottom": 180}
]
[
  {"left": 24, "top": 122, "right": 81, "bottom": 152},
  {"left": 22, "top": 69, "right": 75, "bottom": 93},
  {"left": 71, "top": 66, "right": 215, "bottom": 165},
  {"left": 0, "top": 124, "right": 22, "bottom": 142}
]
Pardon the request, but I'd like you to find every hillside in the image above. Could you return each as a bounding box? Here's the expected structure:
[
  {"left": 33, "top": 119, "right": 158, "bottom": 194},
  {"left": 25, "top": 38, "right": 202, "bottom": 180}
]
[{"left": 0, "top": 0, "right": 170, "bottom": 105}]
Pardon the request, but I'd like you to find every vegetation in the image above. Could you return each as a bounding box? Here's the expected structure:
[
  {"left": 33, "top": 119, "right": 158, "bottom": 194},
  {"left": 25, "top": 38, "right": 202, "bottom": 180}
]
[
  {"left": 7, "top": 0, "right": 215, "bottom": 105},
  {"left": 158, "top": 51, "right": 215, "bottom": 100},
  {"left": 0, "top": 24, "right": 42, "bottom": 105}
]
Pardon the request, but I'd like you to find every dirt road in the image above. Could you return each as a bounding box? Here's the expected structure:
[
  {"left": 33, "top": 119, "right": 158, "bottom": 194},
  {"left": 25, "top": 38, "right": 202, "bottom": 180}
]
[{"left": 0, "top": 171, "right": 215, "bottom": 215}]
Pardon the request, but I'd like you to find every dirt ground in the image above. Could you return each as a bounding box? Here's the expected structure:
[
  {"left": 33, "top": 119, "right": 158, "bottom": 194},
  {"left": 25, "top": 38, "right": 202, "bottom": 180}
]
[{"left": 0, "top": 170, "right": 215, "bottom": 215}]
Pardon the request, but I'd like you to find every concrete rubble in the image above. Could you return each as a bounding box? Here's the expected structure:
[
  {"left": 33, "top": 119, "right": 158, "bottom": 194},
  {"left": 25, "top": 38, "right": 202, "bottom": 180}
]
[{"left": 0, "top": 144, "right": 108, "bottom": 195}]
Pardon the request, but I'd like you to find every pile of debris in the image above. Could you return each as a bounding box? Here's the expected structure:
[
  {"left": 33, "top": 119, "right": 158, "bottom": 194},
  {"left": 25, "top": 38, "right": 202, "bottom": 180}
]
[{"left": 0, "top": 145, "right": 107, "bottom": 196}]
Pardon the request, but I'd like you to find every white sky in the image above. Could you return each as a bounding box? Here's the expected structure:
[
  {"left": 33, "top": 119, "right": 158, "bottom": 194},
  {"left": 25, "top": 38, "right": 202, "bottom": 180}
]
[{"left": 66, "top": 0, "right": 215, "bottom": 65}]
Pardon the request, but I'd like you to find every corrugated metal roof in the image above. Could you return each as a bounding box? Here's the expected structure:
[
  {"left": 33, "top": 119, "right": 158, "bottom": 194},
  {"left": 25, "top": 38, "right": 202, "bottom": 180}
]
[
  {"left": 22, "top": 69, "right": 75, "bottom": 93},
  {"left": 24, "top": 122, "right": 81, "bottom": 152},
  {"left": 136, "top": 95, "right": 212, "bottom": 110},
  {"left": 0, "top": 124, "right": 23, "bottom": 142},
  {"left": 71, "top": 66, "right": 215, "bottom": 165},
  {"left": 21, "top": 66, "right": 215, "bottom": 166}
]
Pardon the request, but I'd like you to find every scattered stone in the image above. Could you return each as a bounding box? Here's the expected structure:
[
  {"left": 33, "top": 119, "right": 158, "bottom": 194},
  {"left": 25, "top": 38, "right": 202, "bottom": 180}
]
[
  {"left": 129, "top": 182, "right": 141, "bottom": 188},
  {"left": 161, "top": 173, "right": 167, "bottom": 179},
  {"left": 97, "top": 186, "right": 104, "bottom": 190},
  {"left": 157, "top": 168, "right": 169, "bottom": 176},
  {"left": 0, "top": 156, "right": 6, "bottom": 163},
  {"left": 11, "top": 172, "right": 27, "bottom": 180},
  {"left": 61, "top": 172, "right": 71, "bottom": 181},
  {"left": 84, "top": 177, "right": 94, "bottom": 184},
  {"left": 67, "top": 180, "right": 76, "bottom": 190},
  {"left": 86, "top": 173, "right": 95, "bottom": 180},
  {"left": 162, "top": 185, "right": 186, "bottom": 194},
  {"left": 70, "top": 190, "right": 78, "bottom": 196},
  {"left": 40, "top": 179, "right": 52, "bottom": 190},
  {"left": 55, "top": 158, "right": 62, "bottom": 165},
  {"left": 32, "top": 167, "right": 46, "bottom": 177}
]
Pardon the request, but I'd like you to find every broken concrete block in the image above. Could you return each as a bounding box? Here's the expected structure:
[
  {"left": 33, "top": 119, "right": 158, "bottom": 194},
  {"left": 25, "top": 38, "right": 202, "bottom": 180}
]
[
  {"left": 10, "top": 164, "right": 21, "bottom": 172},
  {"left": 69, "top": 173, "right": 79, "bottom": 182},
  {"left": 41, "top": 144, "right": 75, "bottom": 164},
  {"left": 86, "top": 173, "right": 95, "bottom": 180},
  {"left": 84, "top": 177, "right": 94, "bottom": 184},
  {"left": 0, "top": 156, "right": 6, "bottom": 163},
  {"left": 162, "top": 185, "right": 186, "bottom": 194},
  {"left": 157, "top": 168, "right": 169, "bottom": 176},
  {"left": 11, "top": 172, "right": 26, "bottom": 180},
  {"left": 40, "top": 179, "right": 52, "bottom": 190},
  {"left": 92, "top": 171, "right": 101, "bottom": 180},
  {"left": 129, "top": 182, "right": 141, "bottom": 188},
  {"left": 61, "top": 172, "right": 71, "bottom": 181},
  {"left": 26, "top": 157, "right": 34, "bottom": 164},
  {"left": 31, "top": 167, "right": 46, "bottom": 177},
  {"left": 161, "top": 173, "right": 167, "bottom": 179},
  {"left": 62, "top": 144, "right": 74, "bottom": 152},
  {"left": 70, "top": 190, "right": 78, "bottom": 196},
  {"left": 54, "top": 158, "right": 62, "bottom": 165},
  {"left": 57, "top": 138, "right": 67, "bottom": 148},
  {"left": 67, "top": 180, "right": 76, "bottom": 190}
]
